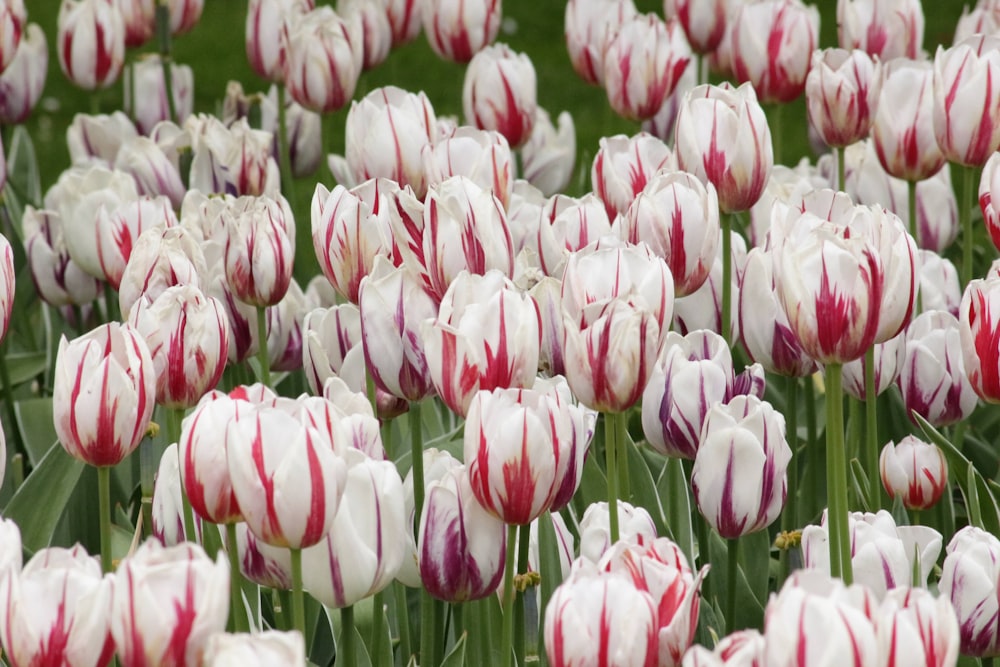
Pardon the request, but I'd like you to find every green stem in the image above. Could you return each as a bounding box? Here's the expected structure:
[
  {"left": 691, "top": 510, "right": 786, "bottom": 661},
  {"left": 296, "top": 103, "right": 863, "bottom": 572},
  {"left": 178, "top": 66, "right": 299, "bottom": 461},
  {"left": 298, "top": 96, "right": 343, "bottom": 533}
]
[
  {"left": 255, "top": 305, "right": 271, "bottom": 387},
  {"left": 826, "top": 364, "right": 853, "bottom": 584},
  {"left": 71, "top": 304, "right": 86, "bottom": 337},
  {"left": 420, "top": 591, "right": 436, "bottom": 667},
  {"left": 501, "top": 524, "right": 517, "bottom": 667},
  {"left": 961, "top": 164, "right": 976, "bottom": 287},
  {"left": 155, "top": 2, "right": 177, "bottom": 124},
  {"left": 371, "top": 590, "right": 385, "bottom": 661},
  {"left": 341, "top": 605, "right": 356, "bottom": 667},
  {"left": 103, "top": 282, "right": 119, "bottom": 323},
  {"left": 804, "top": 378, "right": 820, "bottom": 522},
  {"left": 276, "top": 588, "right": 292, "bottom": 631},
  {"left": 771, "top": 103, "right": 783, "bottom": 166},
  {"left": 784, "top": 376, "right": 799, "bottom": 528},
  {"left": 726, "top": 538, "right": 739, "bottom": 634},
  {"left": 170, "top": 407, "right": 197, "bottom": 544},
  {"left": 452, "top": 602, "right": 464, "bottom": 644},
  {"left": 908, "top": 179, "right": 922, "bottom": 314},
  {"left": 836, "top": 146, "right": 845, "bottom": 193},
  {"left": 605, "top": 413, "right": 620, "bottom": 545},
  {"left": 290, "top": 547, "right": 306, "bottom": 641},
  {"left": 98, "top": 465, "right": 112, "bottom": 573},
  {"left": 864, "top": 347, "right": 881, "bottom": 509},
  {"left": 394, "top": 583, "right": 412, "bottom": 663},
  {"left": 365, "top": 362, "right": 378, "bottom": 418},
  {"left": 721, "top": 214, "right": 733, "bottom": 344},
  {"left": 514, "top": 523, "right": 531, "bottom": 667},
  {"left": 0, "top": 342, "right": 25, "bottom": 462},
  {"left": 613, "top": 410, "right": 630, "bottom": 503},
  {"left": 226, "top": 522, "right": 249, "bottom": 633},
  {"left": 478, "top": 595, "right": 494, "bottom": 665},
  {"left": 410, "top": 401, "right": 425, "bottom": 535}
]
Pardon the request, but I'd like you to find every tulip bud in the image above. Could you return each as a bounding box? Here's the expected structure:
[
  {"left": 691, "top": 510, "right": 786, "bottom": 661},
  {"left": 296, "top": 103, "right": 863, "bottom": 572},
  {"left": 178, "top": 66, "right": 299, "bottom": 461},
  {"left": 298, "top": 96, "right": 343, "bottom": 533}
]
[
  {"left": 932, "top": 35, "right": 1000, "bottom": 168},
  {"left": 423, "top": 127, "right": 513, "bottom": 210},
  {"left": 877, "top": 588, "right": 961, "bottom": 667},
  {"left": 665, "top": 0, "right": 727, "bottom": 55},
  {"left": 151, "top": 443, "right": 200, "bottom": 545},
  {"left": 536, "top": 193, "right": 612, "bottom": 279},
  {"left": 117, "top": 0, "right": 155, "bottom": 47},
  {"left": 578, "top": 500, "right": 657, "bottom": 563},
  {"left": 245, "top": 0, "right": 313, "bottom": 84},
  {"left": 124, "top": 55, "right": 194, "bottom": 135},
  {"left": 284, "top": 7, "right": 362, "bottom": 113},
  {"left": 837, "top": 0, "right": 923, "bottom": 60},
  {"left": 564, "top": 0, "right": 636, "bottom": 86},
  {"left": 423, "top": 0, "right": 501, "bottom": 63},
  {"left": 0, "top": 22, "right": 47, "bottom": 124},
  {"left": 114, "top": 136, "right": 187, "bottom": 209},
  {"left": 0, "top": 0, "right": 25, "bottom": 75},
  {"left": 223, "top": 194, "right": 295, "bottom": 307},
  {"left": 939, "top": 525, "right": 1000, "bottom": 657},
  {"left": 873, "top": 59, "right": 946, "bottom": 182},
  {"left": 95, "top": 195, "right": 177, "bottom": 290},
  {"left": 842, "top": 336, "right": 904, "bottom": 400},
  {"left": 879, "top": 435, "right": 948, "bottom": 511},
  {"left": 899, "top": 310, "right": 977, "bottom": 427},
  {"left": 57, "top": 0, "right": 126, "bottom": 91},
  {"left": 960, "top": 276, "right": 1000, "bottom": 403},
  {"left": 67, "top": 111, "right": 138, "bottom": 166},
  {"left": 462, "top": 43, "right": 536, "bottom": 149},
  {"left": 0, "top": 233, "right": 11, "bottom": 345},
  {"left": 591, "top": 132, "right": 673, "bottom": 221},
  {"left": 118, "top": 225, "right": 206, "bottom": 319},
  {"left": 680, "top": 630, "right": 765, "bottom": 667},
  {"left": 806, "top": 48, "right": 881, "bottom": 148}
]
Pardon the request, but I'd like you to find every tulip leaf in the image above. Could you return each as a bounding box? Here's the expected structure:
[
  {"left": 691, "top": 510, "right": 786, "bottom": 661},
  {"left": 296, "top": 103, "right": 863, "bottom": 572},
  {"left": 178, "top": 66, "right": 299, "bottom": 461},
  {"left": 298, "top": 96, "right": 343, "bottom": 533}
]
[
  {"left": 849, "top": 458, "right": 873, "bottom": 512},
  {"left": 741, "top": 529, "right": 773, "bottom": 609},
  {"left": 706, "top": 531, "right": 765, "bottom": 631},
  {"left": 372, "top": 604, "right": 393, "bottom": 667},
  {"left": 13, "top": 397, "right": 57, "bottom": 467},
  {"left": 4, "top": 352, "right": 46, "bottom": 388},
  {"left": 570, "top": 449, "right": 607, "bottom": 520},
  {"left": 4, "top": 441, "right": 85, "bottom": 553},
  {"left": 965, "top": 461, "right": 984, "bottom": 530},
  {"left": 6, "top": 125, "right": 42, "bottom": 211},
  {"left": 440, "top": 632, "right": 467, "bottom": 667},
  {"left": 657, "top": 457, "right": 695, "bottom": 566},
  {"left": 625, "top": 437, "right": 666, "bottom": 536},
  {"left": 536, "top": 511, "right": 564, "bottom": 667}
]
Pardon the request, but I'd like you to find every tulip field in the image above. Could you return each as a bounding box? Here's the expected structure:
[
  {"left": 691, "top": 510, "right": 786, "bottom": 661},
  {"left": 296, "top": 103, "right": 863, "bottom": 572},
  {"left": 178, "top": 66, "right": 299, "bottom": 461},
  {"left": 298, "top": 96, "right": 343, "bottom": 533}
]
[{"left": 8, "top": 0, "right": 1000, "bottom": 665}]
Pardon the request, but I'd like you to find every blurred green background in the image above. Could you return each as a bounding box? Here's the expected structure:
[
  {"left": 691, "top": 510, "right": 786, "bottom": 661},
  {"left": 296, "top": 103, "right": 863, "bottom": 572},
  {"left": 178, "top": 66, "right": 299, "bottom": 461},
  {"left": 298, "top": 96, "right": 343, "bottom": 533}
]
[{"left": 23, "top": 0, "right": 966, "bottom": 197}]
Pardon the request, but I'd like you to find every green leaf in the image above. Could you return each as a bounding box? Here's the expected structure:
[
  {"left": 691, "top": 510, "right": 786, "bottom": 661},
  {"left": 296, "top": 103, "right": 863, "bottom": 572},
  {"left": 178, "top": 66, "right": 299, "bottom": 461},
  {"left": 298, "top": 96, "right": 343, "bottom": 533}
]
[
  {"left": 625, "top": 438, "right": 666, "bottom": 536},
  {"left": 5, "top": 352, "right": 46, "bottom": 387},
  {"left": 741, "top": 529, "right": 772, "bottom": 609},
  {"left": 440, "top": 632, "right": 467, "bottom": 667},
  {"left": 965, "top": 461, "right": 983, "bottom": 530},
  {"left": 658, "top": 457, "right": 695, "bottom": 566},
  {"left": 849, "top": 458, "right": 873, "bottom": 512},
  {"left": 14, "top": 397, "right": 56, "bottom": 467},
  {"left": 536, "top": 512, "right": 564, "bottom": 667},
  {"left": 4, "top": 441, "right": 85, "bottom": 553},
  {"left": 7, "top": 125, "right": 41, "bottom": 210}
]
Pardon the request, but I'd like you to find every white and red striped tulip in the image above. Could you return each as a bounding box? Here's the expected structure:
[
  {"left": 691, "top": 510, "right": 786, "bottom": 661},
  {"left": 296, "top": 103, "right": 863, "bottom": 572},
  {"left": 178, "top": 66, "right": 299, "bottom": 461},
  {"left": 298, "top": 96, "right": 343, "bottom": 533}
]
[
  {"left": 665, "top": 0, "right": 727, "bottom": 55},
  {"left": 536, "top": 193, "right": 612, "bottom": 279},
  {"left": 462, "top": 43, "right": 536, "bottom": 149},
  {"left": 223, "top": 194, "right": 295, "bottom": 308},
  {"left": 837, "top": 0, "right": 923, "bottom": 61},
  {"left": 95, "top": 196, "right": 177, "bottom": 290},
  {"left": 564, "top": 0, "right": 636, "bottom": 86},
  {"left": 66, "top": 111, "right": 137, "bottom": 166},
  {"left": 578, "top": 500, "right": 657, "bottom": 563},
  {"left": 422, "top": 0, "right": 501, "bottom": 63},
  {"left": 521, "top": 108, "right": 576, "bottom": 197},
  {"left": 681, "top": 630, "right": 765, "bottom": 667},
  {"left": 879, "top": 435, "right": 948, "bottom": 511},
  {"left": 806, "top": 48, "right": 881, "bottom": 149},
  {"left": 118, "top": 225, "right": 206, "bottom": 319},
  {"left": 959, "top": 276, "right": 1000, "bottom": 403},
  {"left": 57, "top": 0, "right": 125, "bottom": 91},
  {"left": 0, "top": 22, "right": 47, "bottom": 124},
  {"left": 877, "top": 588, "right": 960, "bottom": 667},
  {"left": 591, "top": 132, "right": 674, "bottom": 221},
  {"left": 423, "top": 127, "right": 513, "bottom": 209},
  {"left": 179, "top": 391, "right": 245, "bottom": 526},
  {"left": 283, "top": 7, "right": 362, "bottom": 113},
  {"left": 245, "top": 0, "right": 313, "bottom": 83},
  {"left": 124, "top": 56, "right": 193, "bottom": 135},
  {"left": 932, "top": 34, "right": 1000, "bottom": 168},
  {"left": 939, "top": 526, "right": 1000, "bottom": 657},
  {"left": 872, "top": 59, "right": 946, "bottom": 183}
]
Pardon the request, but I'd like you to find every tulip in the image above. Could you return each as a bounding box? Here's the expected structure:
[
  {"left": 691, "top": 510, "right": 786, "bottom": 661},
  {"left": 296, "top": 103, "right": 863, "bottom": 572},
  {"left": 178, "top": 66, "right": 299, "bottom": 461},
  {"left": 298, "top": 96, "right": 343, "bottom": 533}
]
[
  {"left": 53, "top": 323, "right": 156, "bottom": 467},
  {"left": 333, "top": 86, "right": 437, "bottom": 198},
  {"left": 67, "top": 111, "right": 138, "bottom": 166},
  {"left": 423, "top": 127, "right": 513, "bottom": 209},
  {"left": 506, "top": 179, "right": 546, "bottom": 256},
  {"left": 603, "top": 14, "right": 691, "bottom": 121},
  {"left": 879, "top": 435, "right": 948, "bottom": 511},
  {"left": 521, "top": 108, "right": 575, "bottom": 197},
  {"left": 806, "top": 48, "right": 881, "bottom": 149},
  {"left": 591, "top": 132, "right": 674, "bottom": 221},
  {"left": 842, "top": 335, "right": 904, "bottom": 401},
  {"left": 877, "top": 588, "right": 961, "bottom": 667},
  {"left": 166, "top": 0, "right": 203, "bottom": 35},
  {"left": 0, "top": 22, "right": 46, "bottom": 124},
  {"left": 94, "top": 196, "right": 177, "bottom": 290},
  {"left": 675, "top": 82, "right": 772, "bottom": 214},
  {"left": 530, "top": 277, "right": 567, "bottom": 377},
  {"left": 245, "top": 0, "right": 314, "bottom": 83},
  {"left": 283, "top": 7, "right": 362, "bottom": 113},
  {"left": 113, "top": 137, "right": 186, "bottom": 208},
  {"left": 673, "top": 230, "right": 746, "bottom": 340},
  {"left": 981, "top": 152, "right": 1000, "bottom": 253},
  {"left": 564, "top": 0, "right": 636, "bottom": 86},
  {"left": 801, "top": 509, "right": 942, "bottom": 599},
  {"left": 681, "top": 630, "right": 765, "bottom": 667},
  {"left": 536, "top": 193, "right": 612, "bottom": 279},
  {"left": 837, "top": 0, "right": 923, "bottom": 61},
  {"left": 124, "top": 55, "right": 193, "bottom": 135},
  {"left": 177, "top": 392, "right": 243, "bottom": 526},
  {"left": 747, "top": 160, "right": 829, "bottom": 247},
  {"left": 0, "top": 233, "right": 11, "bottom": 344},
  {"left": 939, "top": 525, "right": 1000, "bottom": 657},
  {"left": 544, "top": 562, "right": 660, "bottom": 667},
  {"left": 261, "top": 278, "right": 304, "bottom": 373},
  {"left": 729, "top": 0, "right": 819, "bottom": 104},
  {"left": 111, "top": 541, "right": 229, "bottom": 667},
  {"left": 301, "top": 303, "right": 365, "bottom": 394},
  {"left": 621, "top": 170, "right": 720, "bottom": 297},
  {"left": 151, "top": 443, "right": 198, "bottom": 545},
  {"left": 339, "top": 0, "right": 391, "bottom": 70},
  {"left": 954, "top": 3, "right": 1000, "bottom": 44},
  {"left": 763, "top": 569, "right": 879, "bottom": 667},
  {"left": 578, "top": 500, "right": 657, "bottom": 563},
  {"left": 204, "top": 630, "right": 305, "bottom": 666},
  {"left": 223, "top": 194, "right": 295, "bottom": 308},
  {"left": 0, "top": 0, "right": 24, "bottom": 75},
  {"left": 118, "top": 0, "right": 154, "bottom": 48},
  {"left": 917, "top": 251, "right": 962, "bottom": 316},
  {"left": 423, "top": 0, "right": 501, "bottom": 63},
  {"left": 462, "top": 43, "right": 536, "bottom": 148},
  {"left": 0, "top": 545, "right": 114, "bottom": 667},
  {"left": 641, "top": 56, "right": 696, "bottom": 145},
  {"left": 118, "top": 225, "right": 206, "bottom": 319},
  {"left": 872, "top": 59, "right": 946, "bottom": 183},
  {"left": 960, "top": 276, "right": 1000, "bottom": 404},
  {"left": 235, "top": 522, "right": 293, "bottom": 590},
  {"left": 185, "top": 115, "right": 278, "bottom": 198},
  {"left": 665, "top": 0, "right": 727, "bottom": 55},
  {"left": 58, "top": 0, "right": 125, "bottom": 90},
  {"left": 421, "top": 176, "right": 514, "bottom": 300},
  {"left": 933, "top": 35, "right": 1000, "bottom": 168},
  {"left": 302, "top": 449, "right": 405, "bottom": 608}
]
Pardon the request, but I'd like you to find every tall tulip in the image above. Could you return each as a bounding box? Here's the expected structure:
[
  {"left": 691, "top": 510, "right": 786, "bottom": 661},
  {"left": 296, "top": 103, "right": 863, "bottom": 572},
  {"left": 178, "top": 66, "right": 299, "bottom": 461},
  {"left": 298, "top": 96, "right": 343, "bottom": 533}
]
[
  {"left": 245, "top": 0, "right": 314, "bottom": 83},
  {"left": 384, "top": 0, "right": 421, "bottom": 45},
  {"left": 872, "top": 59, "right": 945, "bottom": 184},
  {"left": 932, "top": 34, "right": 1000, "bottom": 169},
  {"left": 877, "top": 588, "right": 961, "bottom": 667},
  {"left": 95, "top": 196, "right": 177, "bottom": 291},
  {"left": 665, "top": 0, "right": 727, "bottom": 55},
  {"left": 422, "top": 0, "right": 501, "bottom": 63},
  {"left": 283, "top": 7, "right": 362, "bottom": 113},
  {"left": 805, "top": 48, "right": 881, "bottom": 151},
  {"left": 57, "top": 0, "right": 125, "bottom": 91},
  {"left": 223, "top": 194, "right": 295, "bottom": 308}
]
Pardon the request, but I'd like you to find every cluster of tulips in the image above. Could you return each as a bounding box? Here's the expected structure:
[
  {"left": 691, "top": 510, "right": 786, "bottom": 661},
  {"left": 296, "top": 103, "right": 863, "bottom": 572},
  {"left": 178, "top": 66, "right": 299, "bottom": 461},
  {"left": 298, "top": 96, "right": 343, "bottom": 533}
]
[{"left": 3, "top": 0, "right": 1000, "bottom": 665}]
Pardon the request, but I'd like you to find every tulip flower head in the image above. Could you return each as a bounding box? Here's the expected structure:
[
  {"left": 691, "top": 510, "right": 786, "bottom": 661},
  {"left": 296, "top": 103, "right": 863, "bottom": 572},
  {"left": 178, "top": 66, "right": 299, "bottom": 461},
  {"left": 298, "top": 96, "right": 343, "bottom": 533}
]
[
  {"left": 245, "top": 0, "right": 314, "bottom": 84},
  {"left": 806, "top": 48, "right": 881, "bottom": 149},
  {"left": 837, "top": 0, "right": 923, "bottom": 61},
  {"left": 879, "top": 435, "right": 948, "bottom": 511},
  {"left": 423, "top": 0, "right": 501, "bottom": 63},
  {"left": 462, "top": 43, "right": 536, "bottom": 148},
  {"left": 665, "top": 0, "right": 728, "bottom": 55},
  {"left": 939, "top": 525, "right": 1000, "bottom": 657},
  {"left": 932, "top": 34, "right": 1000, "bottom": 167},
  {"left": 872, "top": 58, "right": 946, "bottom": 182},
  {"left": 0, "top": 22, "right": 47, "bottom": 124},
  {"left": 204, "top": 630, "right": 306, "bottom": 666},
  {"left": 877, "top": 588, "right": 961, "bottom": 667},
  {"left": 57, "top": 0, "right": 125, "bottom": 91}
]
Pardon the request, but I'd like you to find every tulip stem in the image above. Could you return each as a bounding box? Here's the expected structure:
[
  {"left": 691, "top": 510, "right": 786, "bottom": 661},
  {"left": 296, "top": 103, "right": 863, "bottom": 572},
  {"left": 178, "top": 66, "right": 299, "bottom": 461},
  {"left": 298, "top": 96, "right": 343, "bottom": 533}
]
[
  {"left": 98, "top": 465, "right": 113, "bottom": 572},
  {"left": 825, "top": 363, "right": 853, "bottom": 584},
  {"left": 804, "top": 377, "right": 820, "bottom": 521},
  {"left": 863, "top": 347, "right": 881, "bottom": 509},
  {"left": 721, "top": 214, "right": 733, "bottom": 344},
  {"left": 780, "top": 375, "right": 799, "bottom": 585},
  {"left": 155, "top": 3, "right": 177, "bottom": 124},
  {"left": 341, "top": 605, "right": 357, "bottom": 667},
  {"left": 255, "top": 305, "right": 271, "bottom": 387},
  {"left": 394, "top": 583, "right": 413, "bottom": 662},
  {"left": 604, "top": 412, "right": 621, "bottom": 545},
  {"left": 501, "top": 523, "right": 518, "bottom": 667},
  {"left": 908, "top": 179, "right": 922, "bottom": 313},
  {"left": 835, "top": 146, "right": 845, "bottom": 193},
  {"left": 225, "top": 522, "right": 249, "bottom": 633},
  {"left": 371, "top": 591, "right": 385, "bottom": 662},
  {"left": 961, "top": 164, "right": 976, "bottom": 287},
  {"left": 771, "top": 103, "right": 784, "bottom": 166},
  {"left": 290, "top": 547, "right": 306, "bottom": 642},
  {"left": 514, "top": 523, "right": 531, "bottom": 667},
  {"left": 409, "top": 400, "right": 425, "bottom": 535},
  {"left": 726, "top": 537, "right": 739, "bottom": 634}
]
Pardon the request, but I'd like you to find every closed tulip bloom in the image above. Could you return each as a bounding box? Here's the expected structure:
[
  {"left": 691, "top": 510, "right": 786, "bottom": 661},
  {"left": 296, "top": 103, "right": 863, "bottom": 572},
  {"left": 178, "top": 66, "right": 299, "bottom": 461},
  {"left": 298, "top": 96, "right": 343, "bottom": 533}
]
[
  {"left": 227, "top": 398, "right": 348, "bottom": 549},
  {"left": 124, "top": 56, "right": 193, "bottom": 135},
  {"left": 643, "top": 330, "right": 766, "bottom": 460},
  {"left": 53, "top": 323, "right": 156, "bottom": 467},
  {"left": 383, "top": 0, "right": 421, "bottom": 45},
  {"left": 186, "top": 115, "right": 276, "bottom": 197},
  {"left": 0, "top": 233, "right": 11, "bottom": 344},
  {"left": 665, "top": 0, "right": 727, "bottom": 54},
  {"left": 545, "top": 563, "right": 659, "bottom": 667},
  {"left": 939, "top": 526, "right": 1000, "bottom": 657},
  {"left": 465, "top": 385, "right": 581, "bottom": 525},
  {"left": 338, "top": 0, "right": 391, "bottom": 70},
  {"left": 738, "top": 247, "right": 819, "bottom": 378},
  {"left": 899, "top": 311, "right": 978, "bottom": 426},
  {"left": 641, "top": 56, "right": 696, "bottom": 145},
  {"left": 879, "top": 435, "right": 948, "bottom": 511},
  {"left": 166, "top": 0, "right": 203, "bottom": 35},
  {"left": 302, "top": 304, "right": 368, "bottom": 398},
  {"left": 603, "top": 14, "right": 691, "bottom": 122},
  {"left": 842, "top": 336, "right": 903, "bottom": 400},
  {"left": 954, "top": 3, "right": 1000, "bottom": 44},
  {"left": 0, "top": 23, "right": 47, "bottom": 124},
  {"left": 419, "top": 464, "right": 506, "bottom": 601},
  {"left": 204, "top": 630, "right": 305, "bottom": 666},
  {"left": 358, "top": 257, "right": 437, "bottom": 402},
  {"left": 0, "top": 545, "right": 114, "bottom": 667},
  {"left": 681, "top": 630, "right": 765, "bottom": 667},
  {"left": 691, "top": 395, "right": 789, "bottom": 539},
  {"left": 873, "top": 59, "right": 946, "bottom": 182},
  {"left": 223, "top": 194, "right": 295, "bottom": 308},
  {"left": 114, "top": 137, "right": 187, "bottom": 209},
  {"left": 578, "top": 500, "right": 657, "bottom": 563},
  {"left": 423, "top": 127, "right": 513, "bottom": 209},
  {"left": 152, "top": 444, "right": 197, "bottom": 545},
  {"left": 283, "top": 7, "right": 361, "bottom": 113},
  {"left": 117, "top": 0, "right": 154, "bottom": 48},
  {"left": 95, "top": 196, "right": 177, "bottom": 290},
  {"left": 245, "top": 0, "right": 314, "bottom": 83},
  {"left": 564, "top": 0, "right": 637, "bottom": 86},
  {"left": 932, "top": 35, "right": 1000, "bottom": 167},
  {"left": 118, "top": 225, "right": 206, "bottom": 319},
  {"left": 423, "top": 0, "right": 500, "bottom": 63},
  {"left": 422, "top": 176, "right": 514, "bottom": 300},
  {"left": 536, "top": 193, "right": 612, "bottom": 279},
  {"left": 530, "top": 277, "right": 566, "bottom": 377},
  {"left": 66, "top": 111, "right": 138, "bottom": 166},
  {"left": 747, "top": 160, "right": 829, "bottom": 247},
  {"left": 0, "top": 0, "right": 24, "bottom": 75},
  {"left": 522, "top": 108, "right": 575, "bottom": 197},
  {"left": 917, "top": 251, "right": 961, "bottom": 316},
  {"left": 837, "top": 0, "right": 923, "bottom": 60},
  {"left": 981, "top": 152, "right": 1000, "bottom": 252},
  {"left": 764, "top": 569, "right": 879, "bottom": 667},
  {"left": 462, "top": 43, "right": 535, "bottom": 148},
  {"left": 802, "top": 509, "right": 942, "bottom": 599},
  {"left": 878, "top": 588, "right": 961, "bottom": 667},
  {"left": 591, "top": 132, "right": 674, "bottom": 221},
  {"left": 302, "top": 449, "right": 405, "bottom": 608},
  {"left": 806, "top": 48, "right": 881, "bottom": 148},
  {"left": 235, "top": 522, "right": 292, "bottom": 590},
  {"left": 959, "top": 276, "right": 1000, "bottom": 403},
  {"left": 622, "top": 170, "right": 720, "bottom": 297},
  {"left": 675, "top": 82, "right": 773, "bottom": 213},
  {"left": 730, "top": 0, "right": 819, "bottom": 104},
  {"left": 58, "top": 0, "right": 125, "bottom": 90},
  {"left": 112, "top": 541, "right": 228, "bottom": 667},
  {"left": 178, "top": 392, "right": 243, "bottom": 525}
]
